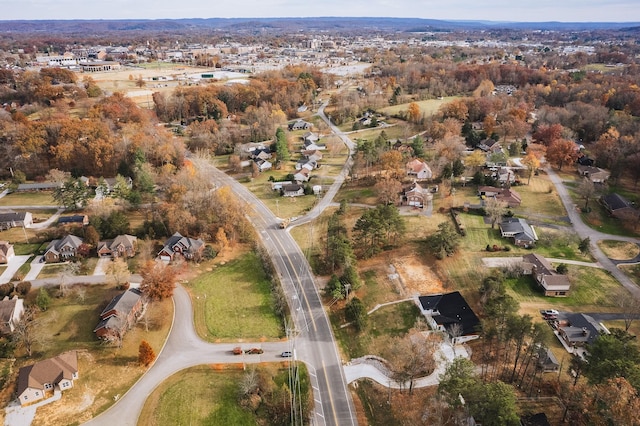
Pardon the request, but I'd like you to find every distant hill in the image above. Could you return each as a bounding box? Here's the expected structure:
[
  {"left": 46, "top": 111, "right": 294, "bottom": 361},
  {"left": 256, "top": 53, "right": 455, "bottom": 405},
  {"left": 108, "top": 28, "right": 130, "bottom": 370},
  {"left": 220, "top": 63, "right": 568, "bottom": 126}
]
[{"left": 0, "top": 17, "right": 637, "bottom": 34}]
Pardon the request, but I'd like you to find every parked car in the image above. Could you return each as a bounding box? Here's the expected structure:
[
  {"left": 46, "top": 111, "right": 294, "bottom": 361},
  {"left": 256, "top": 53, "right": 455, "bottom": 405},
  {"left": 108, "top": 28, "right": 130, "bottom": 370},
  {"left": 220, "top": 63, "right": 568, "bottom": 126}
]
[
  {"left": 540, "top": 309, "right": 559, "bottom": 319},
  {"left": 245, "top": 348, "right": 264, "bottom": 355},
  {"left": 232, "top": 347, "right": 243, "bottom": 355},
  {"left": 281, "top": 351, "right": 292, "bottom": 358}
]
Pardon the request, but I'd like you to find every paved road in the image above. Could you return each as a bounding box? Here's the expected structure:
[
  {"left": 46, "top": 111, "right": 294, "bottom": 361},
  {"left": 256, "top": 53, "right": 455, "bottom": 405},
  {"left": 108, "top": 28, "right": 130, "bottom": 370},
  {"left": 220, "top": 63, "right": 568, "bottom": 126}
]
[
  {"left": 545, "top": 167, "right": 640, "bottom": 299},
  {"left": 83, "top": 285, "right": 290, "bottom": 426},
  {"left": 192, "top": 156, "right": 357, "bottom": 426}
]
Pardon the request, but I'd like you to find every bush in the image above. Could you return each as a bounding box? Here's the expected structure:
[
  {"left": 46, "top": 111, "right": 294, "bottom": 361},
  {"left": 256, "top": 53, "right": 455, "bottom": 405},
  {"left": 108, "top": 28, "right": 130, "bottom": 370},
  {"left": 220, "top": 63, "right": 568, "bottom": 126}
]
[
  {"left": 504, "top": 246, "right": 511, "bottom": 252},
  {"left": 14, "top": 281, "right": 31, "bottom": 296},
  {"left": 0, "top": 283, "right": 13, "bottom": 298},
  {"left": 486, "top": 245, "right": 493, "bottom": 252}
]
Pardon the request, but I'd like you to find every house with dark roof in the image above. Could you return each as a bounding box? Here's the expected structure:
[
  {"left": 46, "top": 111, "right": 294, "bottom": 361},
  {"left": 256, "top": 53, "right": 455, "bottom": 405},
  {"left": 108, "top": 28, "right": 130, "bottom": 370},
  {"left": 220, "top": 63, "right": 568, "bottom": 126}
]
[
  {"left": 417, "top": 291, "right": 480, "bottom": 344},
  {"left": 522, "top": 253, "right": 571, "bottom": 297},
  {"left": 0, "top": 211, "right": 33, "bottom": 230},
  {"left": 43, "top": 235, "right": 84, "bottom": 263},
  {"left": 282, "top": 184, "right": 305, "bottom": 197},
  {"left": 0, "top": 241, "right": 14, "bottom": 264},
  {"left": 94, "top": 288, "right": 144, "bottom": 341},
  {"left": 288, "top": 120, "right": 312, "bottom": 131},
  {"left": 500, "top": 218, "right": 537, "bottom": 248},
  {"left": 97, "top": 234, "right": 137, "bottom": 258},
  {"left": 0, "top": 295, "right": 24, "bottom": 336},
  {"left": 536, "top": 346, "right": 560, "bottom": 373},
  {"left": 558, "top": 313, "right": 608, "bottom": 349},
  {"left": 57, "top": 215, "right": 89, "bottom": 226},
  {"left": 601, "top": 193, "right": 639, "bottom": 221},
  {"left": 16, "top": 182, "right": 62, "bottom": 192},
  {"left": 157, "top": 232, "right": 204, "bottom": 262},
  {"left": 17, "top": 351, "right": 78, "bottom": 406}
]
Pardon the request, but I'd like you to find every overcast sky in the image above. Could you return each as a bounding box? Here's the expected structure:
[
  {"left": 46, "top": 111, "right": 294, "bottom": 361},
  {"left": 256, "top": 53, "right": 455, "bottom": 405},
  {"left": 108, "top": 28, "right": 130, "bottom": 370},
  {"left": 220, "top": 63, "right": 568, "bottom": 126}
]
[{"left": 1, "top": 0, "right": 639, "bottom": 22}]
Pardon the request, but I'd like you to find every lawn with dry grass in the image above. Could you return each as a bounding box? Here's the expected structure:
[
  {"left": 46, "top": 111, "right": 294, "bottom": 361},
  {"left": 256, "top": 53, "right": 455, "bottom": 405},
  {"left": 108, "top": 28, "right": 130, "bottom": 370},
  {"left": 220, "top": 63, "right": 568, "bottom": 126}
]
[
  {"left": 10, "top": 284, "right": 173, "bottom": 426},
  {"left": 620, "top": 264, "right": 640, "bottom": 286},
  {"left": 379, "top": 96, "right": 458, "bottom": 117},
  {"left": 0, "top": 192, "right": 57, "bottom": 207},
  {"left": 597, "top": 240, "right": 640, "bottom": 260}
]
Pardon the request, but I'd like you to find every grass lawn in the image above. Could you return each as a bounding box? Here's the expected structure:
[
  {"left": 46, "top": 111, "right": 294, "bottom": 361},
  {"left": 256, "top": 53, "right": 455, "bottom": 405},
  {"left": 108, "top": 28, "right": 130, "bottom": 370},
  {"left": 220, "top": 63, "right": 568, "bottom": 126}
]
[
  {"left": 620, "top": 264, "right": 640, "bottom": 286},
  {"left": 18, "top": 284, "right": 172, "bottom": 426},
  {"left": 349, "top": 125, "right": 407, "bottom": 142},
  {"left": 139, "top": 364, "right": 309, "bottom": 426},
  {"left": 187, "top": 250, "right": 283, "bottom": 341},
  {"left": 506, "top": 266, "right": 625, "bottom": 311},
  {"left": 597, "top": 240, "right": 640, "bottom": 260},
  {"left": 13, "top": 243, "right": 44, "bottom": 256},
  {"left": 579, "top": 201, "right": 639, "bottom": 237},
  {"left": 332, "top": 300, "right": 422, "bottom": 359},
  {"left": 37, "top": 263, "right": 68, "bottom": 278},
  {"left": 379, "top": 96, "right": 458, "bottom": 117},
  {"left": 513, "top": 175, "right": 567, "bottom": 219},
  {"left": 0, "top": 192, "right": 57, "bottom": 206}
]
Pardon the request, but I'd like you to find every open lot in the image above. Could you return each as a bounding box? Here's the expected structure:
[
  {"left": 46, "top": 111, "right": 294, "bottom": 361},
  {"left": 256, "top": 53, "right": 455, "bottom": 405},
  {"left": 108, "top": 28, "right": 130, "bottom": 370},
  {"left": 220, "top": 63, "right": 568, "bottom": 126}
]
[
  {"left": 378, "top": 96, "right": 458, "bottom": 117},
  {"left": 598, "top": 240, "right": 640, "bottom": 260},
  {"left": 0, "top": 192, "right": 57, "bottom": 206},
  {"left": 186, "top": 248, "right": 283, "bottom": 341}
]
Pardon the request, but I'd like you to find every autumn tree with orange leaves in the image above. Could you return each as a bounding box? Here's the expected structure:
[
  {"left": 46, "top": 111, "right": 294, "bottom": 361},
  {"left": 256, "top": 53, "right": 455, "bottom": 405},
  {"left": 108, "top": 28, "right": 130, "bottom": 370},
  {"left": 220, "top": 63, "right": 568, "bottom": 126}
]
[
  {"left": 140, "top": 261, "right": 178, "bottom": 301},
  {"left": 138, "top": 340, "right": 156, "bottom": 367},
  {"left": 546, "top": 139, "right": 579, "bottom": 170}
]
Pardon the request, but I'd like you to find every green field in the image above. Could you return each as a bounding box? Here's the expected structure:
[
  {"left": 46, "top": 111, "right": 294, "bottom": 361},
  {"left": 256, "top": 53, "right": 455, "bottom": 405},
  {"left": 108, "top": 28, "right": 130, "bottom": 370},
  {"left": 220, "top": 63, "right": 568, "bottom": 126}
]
[
  {"left": 139, "top": 365, "right": 310, "bottom": 426},
  {"left": 0, "top": 192, "right": 57, "bottom": 206},
  {"left": 379, "top": 96, "right": 458, "bottom": 117},
  {"left": 187, "top": 250, "right": 284, "bottom": 341}
]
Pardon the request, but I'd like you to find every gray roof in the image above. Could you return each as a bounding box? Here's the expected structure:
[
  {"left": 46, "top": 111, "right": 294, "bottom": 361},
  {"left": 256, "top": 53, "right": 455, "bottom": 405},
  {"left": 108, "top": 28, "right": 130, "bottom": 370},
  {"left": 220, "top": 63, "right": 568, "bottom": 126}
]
[
  {"left": 98, "top": 288, "right": 143, "bottom": 321},
  {"left": 0, "top": 212, "right": 29, "bottom": 223},
  {"left": 601, "top": 193, "right": 633, "bottom": 211},
  {"left": 500, "top": 218, "right": 536, "bottom": 242}
]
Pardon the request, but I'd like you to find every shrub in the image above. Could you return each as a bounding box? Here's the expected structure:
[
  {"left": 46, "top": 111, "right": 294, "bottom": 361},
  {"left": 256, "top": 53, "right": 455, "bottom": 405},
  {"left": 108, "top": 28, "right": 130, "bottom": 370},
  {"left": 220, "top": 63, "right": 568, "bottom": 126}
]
[
  {"left": 486, "top": 245, "right": 493, "bottom": 252},
  {"left": 14, "top": 281, "right": 31, "bottom": 296},
  {"left": 138, "top": 340, "right": 156, "bottom": 366}
]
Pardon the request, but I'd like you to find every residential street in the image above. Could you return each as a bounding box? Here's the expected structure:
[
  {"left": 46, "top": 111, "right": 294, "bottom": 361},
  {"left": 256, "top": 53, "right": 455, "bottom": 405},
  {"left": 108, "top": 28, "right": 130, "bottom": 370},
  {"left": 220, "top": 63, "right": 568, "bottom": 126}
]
[{"left": 545, "top": 167, "right": 640, "bottom": 299}]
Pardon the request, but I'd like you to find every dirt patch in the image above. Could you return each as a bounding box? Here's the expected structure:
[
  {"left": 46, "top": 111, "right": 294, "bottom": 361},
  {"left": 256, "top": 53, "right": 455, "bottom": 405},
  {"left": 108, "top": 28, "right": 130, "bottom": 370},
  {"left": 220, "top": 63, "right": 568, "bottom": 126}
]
[{"left": 393, "top": 254, "right": 444, "bottom": 296}]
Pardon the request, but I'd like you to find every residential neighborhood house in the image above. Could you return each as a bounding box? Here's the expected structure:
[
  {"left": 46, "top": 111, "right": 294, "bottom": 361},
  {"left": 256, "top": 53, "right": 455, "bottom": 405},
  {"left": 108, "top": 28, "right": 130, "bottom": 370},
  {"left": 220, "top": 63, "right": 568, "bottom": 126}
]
[
  {"left": 97, "top": 234, "right": 138, "bottom": 258},
  {"left": 522, "top": 253, "right": 571, "bottom": 297},
  {"left": 417, "top": 291, "right": 480, "bottom": 344},
  {"left": 0, "top": 295, "right": 24, "bottom": 336},
  {"left": 94, "top": 288, "right": 144, "bottom": 341},
  {"left": 43, "top": 235, "right": 84, "bottom": 263},
  {"left": 577, "top": 165, "right": 610, "bottom": 183},
  {"left": 58, "top": 215, "right": 89, "bottom": 226},
  {"left": 157, "top": 232, "right": 205, "bottom": 261},
  {"left": 0, "top": 241, "right": 14, "bottom": 264},
  {"left": 478, "top": 186, "right": 522, "bottom": 207},
  {"left": 288, "top": 120, "right": 312, "bottom": 131},
  {"left": 601, "top": 193, "right": 639, "bottom": 220},
  {"left": 406, "top": 159, "right": 433, "bottom": 180},
  {"left": 557, "top": 313, "right": 608, "bottom": 350},
  {"left": 17, "top": 351, "right": 79, "bottom": 406},
  {"left": 499, "top": 218, "right": 537, "bottom": 248},
  {"left": 0, "top": 211, "right": 33, "bottom": 230},
  {"left": 402, "top": 182, "right": 432, "bottom": 208},
  {"left": 282, "top": 183, "right": 305, "bottom": 197}
]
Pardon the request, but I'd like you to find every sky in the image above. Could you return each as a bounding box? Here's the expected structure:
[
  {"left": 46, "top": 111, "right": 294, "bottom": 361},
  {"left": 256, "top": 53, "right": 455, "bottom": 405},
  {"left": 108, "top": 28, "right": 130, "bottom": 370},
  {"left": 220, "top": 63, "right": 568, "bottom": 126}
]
[{"left": 1, "top": 0, "right": 639, "bottom": 22}]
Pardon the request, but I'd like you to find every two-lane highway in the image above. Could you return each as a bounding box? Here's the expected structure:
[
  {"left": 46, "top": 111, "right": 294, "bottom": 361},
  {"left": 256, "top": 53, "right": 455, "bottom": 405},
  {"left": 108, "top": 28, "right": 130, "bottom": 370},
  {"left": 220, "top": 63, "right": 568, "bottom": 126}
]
[{"left": 192, "top": 157, "right": 357, "bottom": 426}]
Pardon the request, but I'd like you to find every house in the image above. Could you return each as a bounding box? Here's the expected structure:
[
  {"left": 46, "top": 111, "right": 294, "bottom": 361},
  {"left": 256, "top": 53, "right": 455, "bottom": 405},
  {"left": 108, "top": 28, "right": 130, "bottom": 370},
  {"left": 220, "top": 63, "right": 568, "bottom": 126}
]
[
  {"left": 478, "top": 186, "right": 522, "bottom": 207},
  {"left": 406, "top": 159, "right": 433, "bottom": 180},
  {"left": 293, "top": 168, "right": 310, "bottom": 183},
  {"left": 536, "top": 346, "right": 560, "bottom": 373},
  {"left": 302, "top": 149, "right": 323, "bottom": 163},
  {"left": 288, "top": 120, "right": 312, "bottom": 131},
  {"left": 302, "top": 132, "right": 319, "bottom": 145},
  {"left": 601, "top": 193, "right": 639, "bottom": 220},
  {"left": 500, "top": 218, "right": 537, "bottom": 248},
  {"left": 402, "top": 182, "right": 431, "bottom": 208},
  {"left": 94, "top": 288, "right": 144, "bottom": 341},
  {"left": 254, "top": 159, "right": 273, "bottom": 172},
  {"left": 96, "top": 176, "right": 133, "bottom": 198},
  {"left": 494, "top": 167, "right": 516, "bottom": 184},
  {"left": 577, "top": 165, "right": 609, "bottom": 183},
  {"left": 558, "top": 313, "right": 608, "bottom": 348},
  {"left": 43, "top": 235, "right": 84, "bottom": 263},
  {"left": 58, "top": 215, "right": 89, "bottom": 226},
  {"left": 0, "top": 211, "right": 33, "bottom": 230},
  {"left": 417, "top": 291, "right": 480, "bottom": 344},
  {"left": 157, "top": 232, "right": 204, "bottom": 261},
  {"left": 271, "top": 181, "right": 292, "bottom": 191},
  {"left": 97, "top": 234, "right": 137, "bottom": 258},
  {"left": 478, "top": 139, "right": 501, "bottom": 153},
  {"left": 17, "top": 351, "right": 78, "bottom": 406},
  {"left": 0, "top": 295, "right": 24, "bottom": 335},
  {"left": 0, "top": 241, "right": 14, "bottom": 264},
  {"left": 522, "top": 253, "right": 571, "bottom": 296},
  {"left": 16, "top": 182, "right": 62, "bottom": 192},
  {"left": 282, "top": 184, "right": 305, "bottom": 197}
]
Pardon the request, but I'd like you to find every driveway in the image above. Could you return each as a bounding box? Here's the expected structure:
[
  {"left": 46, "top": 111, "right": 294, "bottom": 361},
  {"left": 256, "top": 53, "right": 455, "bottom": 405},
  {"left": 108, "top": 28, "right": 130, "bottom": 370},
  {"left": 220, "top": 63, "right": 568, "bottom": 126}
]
[
  {"left": 0, "top": 255, "right": 30, "bottom": 284},
  {"left": 23, "top": 256, "right": 45, "bottom": 281},
  {"left": 482, "top": 256, "right": 602, "bottom": 269},
  {"left": 30, "top": 208, "right": 64, "bottom": 230},
  {"left": 93, "top": 258, "right": 111, "bottom": 276}
]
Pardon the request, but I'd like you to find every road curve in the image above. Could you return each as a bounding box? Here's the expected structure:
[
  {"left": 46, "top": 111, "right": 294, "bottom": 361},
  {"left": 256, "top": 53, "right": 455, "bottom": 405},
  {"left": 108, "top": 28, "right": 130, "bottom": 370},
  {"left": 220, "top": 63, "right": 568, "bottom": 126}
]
[
  {"left": 545, "top": 167, "right": 640, "bottom": 298},
  {"left": 84, "top": 285, "right": 290, "bottom": 426}
]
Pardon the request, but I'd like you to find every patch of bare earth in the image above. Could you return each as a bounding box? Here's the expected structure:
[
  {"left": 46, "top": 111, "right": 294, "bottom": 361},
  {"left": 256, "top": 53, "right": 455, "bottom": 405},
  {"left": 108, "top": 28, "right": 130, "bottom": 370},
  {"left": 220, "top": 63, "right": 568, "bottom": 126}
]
[{"left": 392, "top": 254, "right": 444, "bottom": 296}]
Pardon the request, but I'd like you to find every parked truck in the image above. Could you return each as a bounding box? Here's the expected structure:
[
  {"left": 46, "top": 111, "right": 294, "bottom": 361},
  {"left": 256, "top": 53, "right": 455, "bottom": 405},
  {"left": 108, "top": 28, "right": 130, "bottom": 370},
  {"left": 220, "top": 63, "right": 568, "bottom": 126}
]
[{"left": 279, "top": 218, "right": 290, "bottom": 229}]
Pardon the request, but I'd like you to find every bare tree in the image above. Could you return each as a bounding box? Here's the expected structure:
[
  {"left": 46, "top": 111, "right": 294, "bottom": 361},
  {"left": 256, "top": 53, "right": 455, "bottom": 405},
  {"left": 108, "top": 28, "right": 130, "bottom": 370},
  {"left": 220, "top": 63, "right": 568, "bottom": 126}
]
[
  {"left": 615, "top": 288, "right": 640, "bottom": 331},
  {"left": 12, "top": 307, "right": 40, "bottom": 357},
  {"left": 385, "top": 330, "right": 438, "bottom": 394},
  {"left": 58, "top": 261, "right": 80, "bottom": 297},
  {"left": 484, "top": 198, "right": 508, "bottom": 229},
  {"left": 105, "top": 257, "right": 130, "bottom": 288},
  {"left": 576, "top": 178, "right": 600, "bottom": 211}
]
